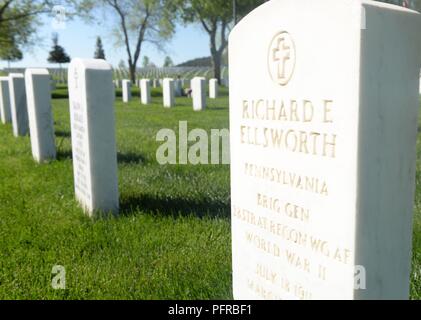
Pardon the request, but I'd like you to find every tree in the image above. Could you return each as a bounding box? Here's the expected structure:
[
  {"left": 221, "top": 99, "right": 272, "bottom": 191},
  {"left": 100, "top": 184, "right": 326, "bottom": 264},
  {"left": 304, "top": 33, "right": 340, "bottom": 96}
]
[
  {"left": 47, "top": 33, "right": 71, "bottom": 69},
  {"left": 0, "top": 2, "right": 39, "bottom": 62},
  {"left": 0, "top": 41, "right": 23, "bottom": 68},
  {"left": 163, "top": 55, "right": 173, "bottom": 67},
  {"left": 118, "top": 59, "right": 126, "bottom": 69},
  {"left": 94, "top": 36, "right": 106, "bottom": 59},
  {"left": 142, "top": 55, "right": 150, "bottom": 68},
  {"left": 80, "top": 0, "right": 177, "bottom": 84},
  {"left": 176, "top": 0, "right": 265, "bottom": 83},
  {"left": 0, "top": 1, "right": 80, "bottom": 57}
]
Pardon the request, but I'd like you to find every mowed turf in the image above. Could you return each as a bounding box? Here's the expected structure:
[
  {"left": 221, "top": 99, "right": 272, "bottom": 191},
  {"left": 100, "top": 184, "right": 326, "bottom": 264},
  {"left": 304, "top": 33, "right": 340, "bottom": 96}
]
[
  {"left": 0, "top": 85, "right": 420, "bottom": 299},
  {"left": 0, "top": 86, "right": 231, "bottom": 299}
]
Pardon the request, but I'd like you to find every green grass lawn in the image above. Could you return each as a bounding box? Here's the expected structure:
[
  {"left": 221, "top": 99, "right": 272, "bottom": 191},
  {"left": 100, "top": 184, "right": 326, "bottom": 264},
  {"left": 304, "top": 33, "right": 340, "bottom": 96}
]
[
  {"left": 0, "top": 87, "right": 232, "bottom": 299},
  {"left": 0, "top": 85, "right": 420, "bottom": 299}
]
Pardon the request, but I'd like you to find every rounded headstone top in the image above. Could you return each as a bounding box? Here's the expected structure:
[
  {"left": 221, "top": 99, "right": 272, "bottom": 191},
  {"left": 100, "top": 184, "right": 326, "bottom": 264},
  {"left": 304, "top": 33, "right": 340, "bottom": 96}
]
[
  {"left": 25, "top": 68, "right": 49, "bottom": 76},
  {"left": 9, "top": 73, "right": 24, "bottom": 79},
  {"left": 70, "top": 58, "right": 112, "bottom": 71}
]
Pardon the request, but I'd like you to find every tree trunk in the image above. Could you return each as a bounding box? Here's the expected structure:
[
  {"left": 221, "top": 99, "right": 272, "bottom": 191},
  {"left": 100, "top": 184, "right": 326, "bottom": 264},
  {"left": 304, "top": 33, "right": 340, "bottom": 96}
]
[
  {"left": 211, "top": 49, "right": 222, "bottom": 84},
  {"left": 129, "top": 62, "right": 136, "bottom": 84}
]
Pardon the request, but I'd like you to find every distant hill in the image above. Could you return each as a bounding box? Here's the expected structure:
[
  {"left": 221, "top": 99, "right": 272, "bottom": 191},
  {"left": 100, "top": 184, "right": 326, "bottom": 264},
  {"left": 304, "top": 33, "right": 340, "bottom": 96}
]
[{"left": 177, "top": 57, "right": 212, "bottom": 67}]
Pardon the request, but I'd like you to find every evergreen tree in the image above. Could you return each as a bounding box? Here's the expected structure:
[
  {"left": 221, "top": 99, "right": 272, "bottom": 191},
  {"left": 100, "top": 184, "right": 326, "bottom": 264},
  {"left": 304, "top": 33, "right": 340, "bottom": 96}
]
[
  {"left": 118, "top": 59, "right": 127, "bottom": 70},
  {"left": 163, "top": 56, "right": 174, "bottom": 67},
  {"left": 47, "top": 33, "right": 71, "bottom": 69},
  {"left": 142, "top": 56, "right": 150, "bottom": 68},
  {"left": 94, "top": 36, "right": 106, "bottom": 60}
]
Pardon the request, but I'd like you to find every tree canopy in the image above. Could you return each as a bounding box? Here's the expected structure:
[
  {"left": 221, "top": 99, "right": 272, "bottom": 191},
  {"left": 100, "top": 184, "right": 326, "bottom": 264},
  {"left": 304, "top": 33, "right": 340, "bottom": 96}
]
[
  {"left": 163, "top": 56, "right": 173, "bottom": 67},
  {"left": 175, "top": 0, "right": 265, "bottom": 82},
  {"left": 79, "top": 0, "right": 177, "bottom": 82},
  {"left": 142, "top": 55, "right": 151, "bottom": 68},
  {"left": 0, "top": 0, "right": 79, "bottom": 63},
  {"left": 47, "top": 33, "right": 71, "bottom": 67},
  {"left": 94, "top": 36, "right": 106, "bottom": 60}
]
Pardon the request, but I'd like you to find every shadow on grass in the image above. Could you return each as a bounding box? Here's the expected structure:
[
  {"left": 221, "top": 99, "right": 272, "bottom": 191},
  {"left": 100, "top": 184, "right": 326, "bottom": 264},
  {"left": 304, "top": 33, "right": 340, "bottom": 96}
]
[
  {"left": 117, "top": 152, "right": 147, "bottom": 165},
  {"left": 56, "top": 150, "right": 72, "bottom": 160},
  {"left": 55, "top": 130, "right": 71, "bottom": 138},
  {"left": 52, "top": 92, "right": 69, "bottom": 99},
  {"left": 120, "top": 194, "right": 230, "bottom": 219},
  {"left": 208, "top": 106, "right": 228, "bottom": 111},
  {"left": 56, "top": 150, "right": 147, "bottom": 165}
]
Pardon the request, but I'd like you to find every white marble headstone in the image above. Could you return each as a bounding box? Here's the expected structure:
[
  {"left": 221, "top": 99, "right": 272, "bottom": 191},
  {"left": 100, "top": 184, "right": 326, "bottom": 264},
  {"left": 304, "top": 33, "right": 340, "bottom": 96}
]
[
  {"left": 140, "top": 79, "right": 151, "bottom": 105},
  {"left": 0, "top": 77, "right": 12, "bottom": 124},
  {"left": 229, "top": 0, "right": 421, "bottom": 300},
  {"left": 192, "top": 77, "right": 206, "bottom": 111},
  {"left": 163, "top": 78, "right": 175, "bottom": 108},
  {"left": 174, "top": 79, "right": 183, "bottom": 97},
  {"left": 222, "top": 78, "right": 229, "bottom": 88},
  {"left": 68, "top": 58, "right": 119, "bottom": 216},
  {"left": 122, "top": 79, "right": 131, "bottom": 102},
  {"left": 209, "top": 79, "right": 219, "bottom": 99},
  {"left": 50, "top": 78, "right": 57, "bottom": 91},
  {"left": 8, "top": 73, "right": 28, "bottom": 137},
  {"left": 25, "top": 69, "right": 56, "bottom": 162}
]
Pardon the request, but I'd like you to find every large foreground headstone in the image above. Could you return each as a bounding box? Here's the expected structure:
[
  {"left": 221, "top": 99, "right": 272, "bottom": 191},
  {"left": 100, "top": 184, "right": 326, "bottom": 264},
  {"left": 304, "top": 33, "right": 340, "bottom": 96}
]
[
  {"left": 8, "top": 73, "right": 28, "bottom": 137},
  {"left": 68, "top": 58, "right": 119, "bottom": 216},
  {"left": 25, "top": 69, "right": 56, "bottom": 162},
  {"left": 229, "top": 0, "right": 421, "bottom": 300},
  {"left": 192, "top": 77, "right": 206, "bottom": 111},
  {"left": 0, "top": 77, "right": 12, "bottom": 124},
  {"left": 122, "top": 79, "right": 131, "bottom": 102},
  {"left": 140, "top": 79, "right": 151, "bottom": 105},
  {"left": 163, "top": 78, "right": 175, "bottom": 108},
  {"left": 209, "top": 78, "right": 219, "bottom": 99}
]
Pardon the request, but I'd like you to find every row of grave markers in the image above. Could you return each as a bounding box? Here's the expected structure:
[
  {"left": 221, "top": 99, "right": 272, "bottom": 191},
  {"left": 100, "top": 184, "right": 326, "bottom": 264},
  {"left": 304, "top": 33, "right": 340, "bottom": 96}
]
[
  {"left": 114, "top": 77, "right": 229, "bottom": 90},
  {"left": 26, "top": 74, "right": 230, "bottom": 89},
  {"left": 0, "top": 61, "right": 222, "bottom": 218},
  {"left": 0, "top": 71, "right": 56, "bottom": 162},
  {"left": 0, "top": 63, "right": 224, "bottom": 221},
  {"left": 119, "top": 77, "right": 219, "bottom": 111},
  {"left": 0, "top": 62, "right": 119, "bottom": 216}
]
